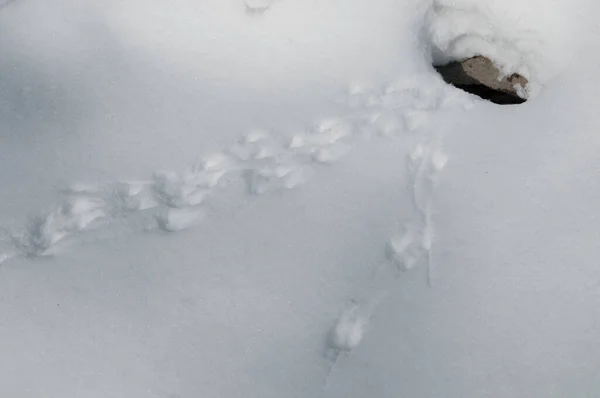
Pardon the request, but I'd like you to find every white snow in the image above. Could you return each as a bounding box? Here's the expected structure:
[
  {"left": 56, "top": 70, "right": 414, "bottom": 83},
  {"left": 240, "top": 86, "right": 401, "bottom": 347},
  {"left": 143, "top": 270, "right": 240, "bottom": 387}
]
[
  {"left": 156, "top": 208, "right": 204, "bottom": 233},
  {"left": 330, "top": 303, "right": 367, "bottom": 353},
  {"left": 1, "top": 0, "right": 600, "bottom": 397}
]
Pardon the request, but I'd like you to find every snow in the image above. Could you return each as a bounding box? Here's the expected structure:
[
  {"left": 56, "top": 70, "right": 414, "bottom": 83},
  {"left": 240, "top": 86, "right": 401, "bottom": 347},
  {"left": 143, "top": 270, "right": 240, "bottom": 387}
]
[
  {"left": 155, "top": 208, "right": 204, "bottom": 233},
  {"left": 1, "top": 0, "right": 600, "bottom": 397},
  {"left": 427, "top": 0, "right": 585, "bottom": 89}
]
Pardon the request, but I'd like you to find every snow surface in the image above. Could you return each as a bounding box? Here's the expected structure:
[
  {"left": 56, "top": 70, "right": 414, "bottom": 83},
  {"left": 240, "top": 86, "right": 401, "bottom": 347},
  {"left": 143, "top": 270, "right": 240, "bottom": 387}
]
[{"left": 1, "top": 0, "right": 599, "bottom": 397}]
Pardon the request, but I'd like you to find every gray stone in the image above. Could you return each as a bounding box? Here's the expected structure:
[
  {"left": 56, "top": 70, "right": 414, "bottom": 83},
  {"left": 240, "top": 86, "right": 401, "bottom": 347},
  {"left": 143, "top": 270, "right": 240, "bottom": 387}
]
[{"left": 434, "top": 56, "right": 529, "bottom": 105}]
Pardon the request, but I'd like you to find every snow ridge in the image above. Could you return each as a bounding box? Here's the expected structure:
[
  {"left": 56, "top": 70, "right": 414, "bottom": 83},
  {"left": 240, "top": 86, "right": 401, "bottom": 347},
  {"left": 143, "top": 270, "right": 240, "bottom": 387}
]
[{"left": 426, "top": 0, "right": 576, "bottom": 90}]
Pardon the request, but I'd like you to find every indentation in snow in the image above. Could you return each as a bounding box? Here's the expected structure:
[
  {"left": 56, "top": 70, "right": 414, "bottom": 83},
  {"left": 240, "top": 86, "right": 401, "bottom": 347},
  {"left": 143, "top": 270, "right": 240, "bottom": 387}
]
[
  {"left": 244, "top": 0, "right": 277, "bottom": 14},
  {"left": 245, "top": 163, "right": 311, "bottom": 194},
  {"left": 431, "top": 149, "right": 449, "bottom": 172},
  {"left": 310, "top": 118, "right": 352, "bottom": 147},
  {"left": 384, "top": 140, "right": 449, "bottom": 283},
  {"left": 403, "top": 110, "right": 430, "bottom": 131},
  {"left": 312, "top": 143, "right": 352, "bottom": 164},
  {"left": 152, "top": 171, "right": 210, "bottom": 208},
  {"left": 329, "top": 303, "right": 367, "bottom": 353},
  {"left": 13, "top": 197, "right": 105, "bottom": 257},
  {"left": 244, "top": 129, "right": 271, "bottom": 144},
  {"left": 229, "top": 130, "right": 274, "bottom": 161},
  {"left": 65, "top": 183, "right": 102, "bottom": 195},
  {"left": 156, "top": 208, "right": 204, "bottom": 232},
  {"left": 106, "top": 183, "right": 155, "bottom": 214},
  {"left": 200, "top": 152, "right": 233, "bottom": 173},
  {"left": 385, "top": 228, "right": 422, "bottom": 272},
  {"left": 1, "top": 70, "right": 472, "bottom": 264}
]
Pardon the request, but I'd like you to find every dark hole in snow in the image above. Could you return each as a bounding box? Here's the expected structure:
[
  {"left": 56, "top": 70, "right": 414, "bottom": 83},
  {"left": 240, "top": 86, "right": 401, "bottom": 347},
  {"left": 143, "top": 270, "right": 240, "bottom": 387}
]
[
  {"left": 434, "top": 56, "right": 528, "bottom": 105},
  {"left": 446, "top": 83, "right": 527, "bottom": 105}
]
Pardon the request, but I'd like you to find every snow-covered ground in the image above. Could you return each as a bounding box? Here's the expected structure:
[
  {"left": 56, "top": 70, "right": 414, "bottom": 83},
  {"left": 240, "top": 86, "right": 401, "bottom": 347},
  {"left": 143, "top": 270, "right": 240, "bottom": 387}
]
[{"left": 1, "top": 0, "right": 599, "bottom": 397}]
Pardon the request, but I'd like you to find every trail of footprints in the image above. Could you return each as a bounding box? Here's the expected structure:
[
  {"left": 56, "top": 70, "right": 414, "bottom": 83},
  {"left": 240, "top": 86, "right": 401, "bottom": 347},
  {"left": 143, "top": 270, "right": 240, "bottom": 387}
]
[
  {"left": 0, "top": 75, "right": 470, "bottom": 265},
  {"left": 324, "top": 77, "right": 471, "bottom": 371},
  {"left": 324, "top": 139, "right": 450, "bottom": 365},
  {"left": 1, "top": 75, "right": 472, "bottom": 383},
  {"left": 0, "top": 119, "right": 354, "bottom": 262},
  {"left": 386, "top": 140, "right": 448, "bottom": 277}
]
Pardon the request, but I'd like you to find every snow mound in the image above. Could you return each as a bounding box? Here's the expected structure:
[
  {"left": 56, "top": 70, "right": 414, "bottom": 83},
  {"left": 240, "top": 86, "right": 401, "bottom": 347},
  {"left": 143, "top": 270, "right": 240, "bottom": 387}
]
[{"left": 425, "top": 0, "right": 585, "bottom": 91}]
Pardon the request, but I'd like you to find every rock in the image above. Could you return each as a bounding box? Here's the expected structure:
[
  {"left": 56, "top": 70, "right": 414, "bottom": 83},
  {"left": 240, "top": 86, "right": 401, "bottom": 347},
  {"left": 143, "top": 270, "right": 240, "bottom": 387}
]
[{"left": 434, "top": 56, "right": 528, "bottom": 105}]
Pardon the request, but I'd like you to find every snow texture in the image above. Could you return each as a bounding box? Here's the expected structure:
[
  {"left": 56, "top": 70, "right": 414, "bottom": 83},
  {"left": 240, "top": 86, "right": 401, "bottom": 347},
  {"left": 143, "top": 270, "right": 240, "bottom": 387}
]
[{"left": 0, "top": 0, "right": 599, "bottom": 397}]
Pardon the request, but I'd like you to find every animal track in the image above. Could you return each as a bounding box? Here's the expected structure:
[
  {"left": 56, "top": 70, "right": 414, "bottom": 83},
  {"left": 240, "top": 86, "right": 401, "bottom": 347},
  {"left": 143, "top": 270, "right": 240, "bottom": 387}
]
[
  {"left": 11, "top": 197, "right": 105, "bottom": 258},
  {"left": 318, "top": 78, "right": 470, "bottom": 374},
  {"left": 0, "top": 75, "right": 469, "bottom": 271}
]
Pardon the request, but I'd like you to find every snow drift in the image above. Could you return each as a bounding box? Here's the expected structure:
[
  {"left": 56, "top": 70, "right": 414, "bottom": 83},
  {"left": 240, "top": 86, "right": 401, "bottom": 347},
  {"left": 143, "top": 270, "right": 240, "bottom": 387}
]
[{"left": 426, "top": 0, "right": 590, "bottom": 93}]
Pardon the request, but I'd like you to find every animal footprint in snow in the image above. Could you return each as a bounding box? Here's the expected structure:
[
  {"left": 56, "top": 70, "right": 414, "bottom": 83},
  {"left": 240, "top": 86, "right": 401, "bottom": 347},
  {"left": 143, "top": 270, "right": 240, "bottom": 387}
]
[
  {"left": 407, "top": 143, "right": 448, "bottom": 213},
  {"left": 288, "top": 118, "right": 354, "bottom": 164},
  {"left": 156, "top": 208, "right": 205, "bottom": 232},
  {"left": 346, "top": 83, "right": 369, "bottom": 108},
  {"left": 328, "top": 303, "right": 367, "bottom": 354},
  {"left": 290, "top": 118, "right": 352, "bottom": 149},
  {"left": 369, "top": 112, "right": 404, "bottom": 137},
  {"left": 151, "top": 153, "right": 233, "bottom": 209},
  {"left": 385, "top": 142, "right": 449, "bottom": 281},
  {"left": 153, "top": 171, "right": 208, "bottom": 208},
  {"left": 13, "top": 197, "right": 105, "bottom": 257},
  {"left": 244, "top": 0, "right": 277, "bottom": 14},
  {"left": 312, "top": 142, "right": 351, "bottom": 164},
  {"left": 0, "top": 230, "right": 16, "bottom": 264},
  {"left": 403, "top": 110, "right": 430, "bottom": 131},
  {"left": 199, "top": 152, "right": 234, "bottom": 174},
  {"left": 385, "top": 227, "right": 426, "bottom": 272},
  {"left": 105, "top": 182, "right": 157, "bottom": 214},
  {"left": 229, "top": 131, "right": 281, "bottom": 161},
  {"left": 245, "top": 163, "right": 312, "bottom": 194}
]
